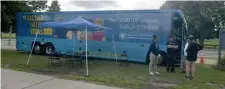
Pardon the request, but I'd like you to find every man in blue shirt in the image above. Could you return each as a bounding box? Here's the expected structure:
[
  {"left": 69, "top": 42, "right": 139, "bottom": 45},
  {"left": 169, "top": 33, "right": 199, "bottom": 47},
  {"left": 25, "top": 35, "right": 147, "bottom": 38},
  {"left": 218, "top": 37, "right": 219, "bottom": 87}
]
[{"left": 166, "top": 36, "right": 178, "bottom": 72}]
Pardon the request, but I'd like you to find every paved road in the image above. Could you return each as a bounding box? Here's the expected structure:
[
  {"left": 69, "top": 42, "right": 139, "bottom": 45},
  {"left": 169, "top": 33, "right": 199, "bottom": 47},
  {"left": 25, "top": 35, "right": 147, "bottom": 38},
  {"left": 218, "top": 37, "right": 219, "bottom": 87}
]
[
  {"left": 198, "top": 49, "right": 219, "bottom": 57},
  {"left": 1, "top": 39, "right": 16, "bottom": 50},
  {"left": 1, "top": 39, "right": 16, "bottom": 45},
  {"left": 1, "top": 69, "right": 122, "bottom": 89}
]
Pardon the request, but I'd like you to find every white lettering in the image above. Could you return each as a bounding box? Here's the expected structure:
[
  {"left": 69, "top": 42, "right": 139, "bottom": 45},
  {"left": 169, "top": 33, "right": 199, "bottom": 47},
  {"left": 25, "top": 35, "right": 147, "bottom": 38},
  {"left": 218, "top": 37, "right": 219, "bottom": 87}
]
[
  {"left": 132, "top": 18, "right": 139, "bottom": 22},
  {"left": 116, "top": 18, "right": 130, "bottom": 23},
  {"left": 108, "top": 18, "right": 159, "bottom": 23},
  {"left": 109, "top": 18, "right": 131, "bottom": 23},
  {"left": 109, "top": 17, "right": 160, "bottom": 31},
  {"left": 139, "top": 19, "right": 159, "bottom": 23},
  {"left": 109, "top": 18, "right": 116, "bottom": 22},
  {"left": 138, "top": 37, "right": 151, "bottom": 40},
  {"left": 120, "top": 24, "right": 135, "bottom": 30}
]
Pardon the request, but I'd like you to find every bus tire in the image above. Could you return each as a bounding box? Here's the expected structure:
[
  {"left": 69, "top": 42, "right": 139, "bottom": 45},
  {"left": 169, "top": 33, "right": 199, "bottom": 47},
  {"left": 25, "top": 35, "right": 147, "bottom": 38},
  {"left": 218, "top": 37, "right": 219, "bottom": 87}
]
[
  {"left": 158, "top": 51, "right": 167, "bottom": 66},
  {"left": 45, "top": 43, "right": 55, "bottom": 55},
  {"left": 33, "top": 44, "right": 41, "bottom": 55}
]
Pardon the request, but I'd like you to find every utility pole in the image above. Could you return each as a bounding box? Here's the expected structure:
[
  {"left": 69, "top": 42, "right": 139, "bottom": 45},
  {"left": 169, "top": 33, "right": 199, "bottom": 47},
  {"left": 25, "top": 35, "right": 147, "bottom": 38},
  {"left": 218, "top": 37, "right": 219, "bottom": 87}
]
[
  {"left": 8, "top": 26, "right": 12, "bottom": 45},
  {"left": 218, "top": 28, "right": 225, "bottom": 69}
]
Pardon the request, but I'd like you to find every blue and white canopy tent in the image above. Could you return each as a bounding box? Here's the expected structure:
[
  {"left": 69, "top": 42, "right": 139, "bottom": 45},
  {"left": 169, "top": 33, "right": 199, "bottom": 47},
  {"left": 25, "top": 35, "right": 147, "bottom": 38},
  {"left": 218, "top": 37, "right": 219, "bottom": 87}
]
[{"left": 26, "top": 16, "right": 114, "bottom": 77}]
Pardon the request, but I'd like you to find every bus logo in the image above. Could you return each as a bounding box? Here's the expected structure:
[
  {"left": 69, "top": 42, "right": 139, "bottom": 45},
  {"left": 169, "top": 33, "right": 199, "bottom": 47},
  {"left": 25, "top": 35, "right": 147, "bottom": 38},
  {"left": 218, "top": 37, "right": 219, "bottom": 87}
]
[
  {"left": 119, "top": 33, "right": 126, "bottom": 40},
  {"left": 95, "top": 18, "right": 104, "bottom": 26}
]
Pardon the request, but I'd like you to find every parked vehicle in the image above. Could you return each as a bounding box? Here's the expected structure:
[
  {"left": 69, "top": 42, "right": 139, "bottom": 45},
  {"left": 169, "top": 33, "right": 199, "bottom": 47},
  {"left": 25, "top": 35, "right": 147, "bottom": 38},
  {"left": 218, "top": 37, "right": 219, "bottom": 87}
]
[{"left": 16, "top": 9, "right": 188, "bottom": 65}]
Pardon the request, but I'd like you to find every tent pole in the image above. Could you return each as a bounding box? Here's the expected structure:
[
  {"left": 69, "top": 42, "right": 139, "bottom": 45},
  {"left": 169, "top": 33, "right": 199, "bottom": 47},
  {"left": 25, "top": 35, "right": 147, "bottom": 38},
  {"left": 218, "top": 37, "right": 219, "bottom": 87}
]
[
  {"left": 73, "top": 32, "right": 75, "bottom": 58},
  {"left": 85, "top": 25, "right": 89, "bottom": 77},
  {"left": 27, "top": 28, "right": 40, "bottom": 65},
  {"left": 180, "top": 24, "right": 184, "bottom": 69},
  {"left": 112, "top": 34, "right": 118, "bottom": 64}
]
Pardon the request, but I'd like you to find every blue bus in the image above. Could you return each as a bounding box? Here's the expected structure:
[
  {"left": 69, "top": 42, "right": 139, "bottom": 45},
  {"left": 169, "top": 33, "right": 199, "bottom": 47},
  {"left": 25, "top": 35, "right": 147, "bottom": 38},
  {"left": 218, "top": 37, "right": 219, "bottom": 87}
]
[{"left": 16, "top": 9, "right": 188, "bottom": 65}]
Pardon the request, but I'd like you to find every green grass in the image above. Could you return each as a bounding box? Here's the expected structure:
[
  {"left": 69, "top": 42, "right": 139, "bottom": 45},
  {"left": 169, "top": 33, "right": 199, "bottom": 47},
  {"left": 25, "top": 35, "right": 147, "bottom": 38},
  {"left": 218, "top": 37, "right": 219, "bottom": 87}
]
[
  {"left": 1, "top": 50, "right": 150, "bottom": 89},
  {"left": 197, "top": 39, "right": 219, "bottom": 49},
  {"left": 204, "top": 39, "right": 219, "bottom": 45},
  {"left": 1, "top": 33, "right": 16, "bottom": 39},
  {"left": 204, "top": 39, "right": 219, "bottom": 49},
  {"left": 204, "top": 56, "right": 218, "bottom": 60},
  {"left": 1, "top": 49, "right": 225, "bottom": 89},
  {"left": 173, "top": 65, "right": 225, "bottom": 89}
]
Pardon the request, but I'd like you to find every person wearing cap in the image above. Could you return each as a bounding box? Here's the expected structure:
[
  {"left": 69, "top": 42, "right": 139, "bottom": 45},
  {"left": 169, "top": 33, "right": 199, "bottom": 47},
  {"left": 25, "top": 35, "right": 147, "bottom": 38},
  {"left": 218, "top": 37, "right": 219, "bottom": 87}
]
[
  {"left": 166, "top": 35, "right": 178, "bottom": 72},
  {"left": 148, "top": 35, "right": 160, "bottom": 75},
  {"left": 180, "top": 38, "right": 190, "bottom": 73},
  {"left": 181, "top": 35, "right": 193, "bottom": 73},
  {"left": 185, "top": 35, "right": 203, "bottom": 80}
]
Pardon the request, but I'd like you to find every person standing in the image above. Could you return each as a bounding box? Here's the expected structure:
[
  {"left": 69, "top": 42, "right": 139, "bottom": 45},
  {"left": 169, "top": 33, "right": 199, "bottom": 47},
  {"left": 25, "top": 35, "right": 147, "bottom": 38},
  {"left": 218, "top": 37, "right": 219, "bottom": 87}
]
[
  {"left": 185, "top": 36, "right": 203, "bottom": 80},
  {"left": 66, "top": 30, "right": 73, "bottom": 40},
  {"left": 180, "top": 39, "right": 190, "bottom": 73},
  {"left": 166, "top": 36, "right": 178, "bottom": 72},
  {"left": 148, "top": 35, "right": 160, "bottom": 75}
]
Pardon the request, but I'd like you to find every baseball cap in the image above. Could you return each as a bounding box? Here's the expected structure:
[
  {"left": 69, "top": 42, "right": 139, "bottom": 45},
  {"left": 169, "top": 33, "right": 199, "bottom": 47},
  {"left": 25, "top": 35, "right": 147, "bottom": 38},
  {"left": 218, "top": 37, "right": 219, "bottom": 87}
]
[{"left": 188, "top": 35, "right": 194, "bottom": 40}]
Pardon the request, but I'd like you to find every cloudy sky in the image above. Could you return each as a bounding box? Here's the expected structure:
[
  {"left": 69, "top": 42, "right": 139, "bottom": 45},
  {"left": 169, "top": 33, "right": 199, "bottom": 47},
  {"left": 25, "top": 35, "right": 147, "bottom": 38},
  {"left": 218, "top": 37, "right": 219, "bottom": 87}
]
[{"left": 47, "top": 0, "right": 167, "bottom": 11}]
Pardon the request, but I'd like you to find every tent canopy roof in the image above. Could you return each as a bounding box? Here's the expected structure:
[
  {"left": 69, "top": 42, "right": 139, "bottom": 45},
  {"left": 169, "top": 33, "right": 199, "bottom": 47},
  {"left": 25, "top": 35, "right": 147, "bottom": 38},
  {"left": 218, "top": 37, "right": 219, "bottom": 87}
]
[{"left": 40, "top": 16, "right": 111, "bottom": 30}]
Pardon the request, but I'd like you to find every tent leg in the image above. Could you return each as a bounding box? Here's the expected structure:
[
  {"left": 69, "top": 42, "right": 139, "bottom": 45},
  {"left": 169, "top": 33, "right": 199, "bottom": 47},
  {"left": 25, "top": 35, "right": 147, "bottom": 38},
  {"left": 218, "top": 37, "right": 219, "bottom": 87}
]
[
  {"left": 112, "top": 34, "right": 118, "bottom": 64},
  {"left": 73, "top": 32, "right": 75, "bottom": 57},
  {"left": 85, "top": 25, "right": 89, "bottom": 77},
  {"left": 27, "top": 28, "right": 40, "bottom": 65}
]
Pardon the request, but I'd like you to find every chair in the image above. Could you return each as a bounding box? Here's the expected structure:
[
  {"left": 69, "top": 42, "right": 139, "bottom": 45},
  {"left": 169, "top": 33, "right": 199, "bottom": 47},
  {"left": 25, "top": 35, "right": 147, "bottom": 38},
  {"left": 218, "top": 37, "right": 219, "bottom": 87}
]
[
  {"left": 80, "top": 51, "right": 89, "bottom": 59},
  {"left": 71, "top": 52, "right": 83, "bottom": 68},
  {"left": 48, "top": 51, "right": 61, "bottom": 66},
  {"left": 80, "top": 51, "right": 91, "bottom": 65},
  {"left": 118, "top": 51, "right": 129, "bottom": 67}
]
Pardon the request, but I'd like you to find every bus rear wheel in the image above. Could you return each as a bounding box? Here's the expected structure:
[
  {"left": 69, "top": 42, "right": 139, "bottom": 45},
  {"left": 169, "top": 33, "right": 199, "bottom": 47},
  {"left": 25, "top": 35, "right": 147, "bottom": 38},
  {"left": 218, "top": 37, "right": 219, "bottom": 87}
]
[
  {"left": 45, "top": 44, "right": 55, "bottom": 55},
  {"left": 33, "top": 44, "right": 41, "bottom": 54}
]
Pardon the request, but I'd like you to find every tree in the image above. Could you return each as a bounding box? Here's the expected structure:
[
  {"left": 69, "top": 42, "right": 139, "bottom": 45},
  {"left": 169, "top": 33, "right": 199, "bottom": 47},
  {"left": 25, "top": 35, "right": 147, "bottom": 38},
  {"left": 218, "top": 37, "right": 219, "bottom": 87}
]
[
  {"left": 160, "top": 1, "right": 225, "bottom": 46},
  {"left": 1, "top": 1, "right": 47, "bottom": 32},
  {"left": 27, "top": 1, "right": 48, "bottom": 12},
  {"left": 1, "top": 1, "right": 31, "bottom": 32},
  {"left": 47, "top": 0, "right": 61, "bottom": 12}
]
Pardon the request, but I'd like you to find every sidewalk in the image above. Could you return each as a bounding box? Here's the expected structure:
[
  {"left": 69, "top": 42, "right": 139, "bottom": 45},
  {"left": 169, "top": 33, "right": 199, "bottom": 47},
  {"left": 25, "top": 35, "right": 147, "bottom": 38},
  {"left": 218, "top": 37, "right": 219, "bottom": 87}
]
[
  {"left": 1, "top": 69, "right": 122, "bottom": 89},
  {"left": 1, "top": 45, "right": 16, "bottom": 50}
]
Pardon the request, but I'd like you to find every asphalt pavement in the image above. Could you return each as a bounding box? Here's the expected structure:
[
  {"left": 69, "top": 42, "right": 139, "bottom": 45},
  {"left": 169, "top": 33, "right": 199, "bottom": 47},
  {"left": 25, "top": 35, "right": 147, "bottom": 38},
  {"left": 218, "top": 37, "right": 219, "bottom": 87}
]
[
  {"left": 1, "top": 69, "right": 122, "bottom": 89},
  {"left": 1, "top": 39, "right": 16, "bottom": 46},
  {"left": 1, "top": 39, "right": 16, "bottom": 50}
]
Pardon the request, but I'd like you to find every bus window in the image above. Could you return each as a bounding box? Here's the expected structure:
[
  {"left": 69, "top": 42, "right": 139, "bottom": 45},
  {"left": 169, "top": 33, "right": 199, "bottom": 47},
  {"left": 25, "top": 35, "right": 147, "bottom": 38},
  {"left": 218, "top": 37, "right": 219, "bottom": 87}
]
[
  {"left": 170, "top": 12, "right": 185, "bottom": 41},
  {"left": 183, "top": 24, "right": 188, "bottom": 42}
]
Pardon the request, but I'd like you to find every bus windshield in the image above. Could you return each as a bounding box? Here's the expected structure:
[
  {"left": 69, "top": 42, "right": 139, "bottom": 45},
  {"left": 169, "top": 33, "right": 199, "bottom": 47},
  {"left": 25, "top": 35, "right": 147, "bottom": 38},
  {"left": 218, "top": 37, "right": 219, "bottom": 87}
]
[{"left": 170, "top": 12, "right": 188, "bottom": 41}]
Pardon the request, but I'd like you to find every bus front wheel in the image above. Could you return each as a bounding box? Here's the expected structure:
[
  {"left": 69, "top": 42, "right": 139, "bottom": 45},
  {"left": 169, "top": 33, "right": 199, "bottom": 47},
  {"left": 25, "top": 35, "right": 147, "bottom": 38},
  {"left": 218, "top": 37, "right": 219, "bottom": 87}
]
[{"left": 158, "top": 51, "right": 167, "bottom": 66}]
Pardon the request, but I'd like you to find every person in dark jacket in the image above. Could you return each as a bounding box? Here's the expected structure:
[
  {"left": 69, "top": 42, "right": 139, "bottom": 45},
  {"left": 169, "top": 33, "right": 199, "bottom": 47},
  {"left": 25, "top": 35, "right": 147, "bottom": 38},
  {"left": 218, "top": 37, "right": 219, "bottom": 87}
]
[
  {"left": 148, "top": 35, "right": 160, "bottom": 75},
  {"left": 185, "top": 36, "right": 203, "bottom": 80},
  {"left": 166, "top": 36, "right": 178, "bottom": 72}
]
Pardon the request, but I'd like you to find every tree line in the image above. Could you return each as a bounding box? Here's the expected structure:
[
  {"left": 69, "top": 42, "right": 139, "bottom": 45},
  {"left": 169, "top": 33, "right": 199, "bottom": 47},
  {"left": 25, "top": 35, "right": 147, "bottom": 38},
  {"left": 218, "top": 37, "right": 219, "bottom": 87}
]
[
  {"left": 160, "top": 1, "right": 225, "bottom": 46},
  {"left": 1, "top": 1, "right": 61, "bottom": 33},
  {"left": 2, "top": 1, "right": 225, "bottom": 46}
]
